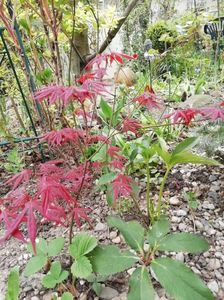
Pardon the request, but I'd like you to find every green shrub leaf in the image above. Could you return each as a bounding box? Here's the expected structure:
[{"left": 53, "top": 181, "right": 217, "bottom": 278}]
[
  {"left": 107, "top": 216, "right": 145, "bottom": 252},
  {"left": 147, "top": 216, "right": 170, "bottom": 247},
  {"left": 98, "top": 172, "right": 116, "bottom": 186},
  {"left": 100, "top": 98, "right": 113, "bottom": 120},
  {"left": 151, "top": 257, "right": 214, "bottom": 300},
  {"left": 158, "top": 233, "right": 209, "bottom": 253},
  {"left": 70, "top": 233, "right": 97, "bottom": 259},
  {"left": 71, "top": 256, "right": 92, "bottom": 279},
  {"left": 88, "top": 245, "right": 138, "bottom": 276},
  {"left": 49, "top": 261, "right": 61, "bottom": 278},
  {"left": 172, "top": 137, "right": 198, "bottom": 155},
  {"left": 42, "top": 274, "right": 57, "bottom": 289},
  {"left": 48, "top": 237, "right": 65, "bottom": 257},
  {"left": 24, "top": 255, "right": 47, "bottom": 277},
  {"left": 170, "top": 152, "right": 220, "bottom": 167},
  {"left": 92, "top": 282, "right": 103, "bottom": 296},
  {"left": 5, "top": 268, "right": 20, "bottom": 300},
  {"left": 128, "top": 267, "right": 154, "bottom": 300}
]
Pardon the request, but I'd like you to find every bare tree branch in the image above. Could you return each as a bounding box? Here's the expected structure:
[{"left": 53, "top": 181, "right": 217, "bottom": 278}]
[{"left": 85, "top": 0, "right": 139, "bottom": 64}]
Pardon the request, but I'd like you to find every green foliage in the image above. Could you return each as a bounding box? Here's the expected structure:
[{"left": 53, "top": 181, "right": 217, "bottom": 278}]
[
  {"left": 70, "top": 233, "right": 98, "bottom": 279},
  {"left": 24, "top": 237, "right": 65, "bottom": 276},
  {"left": 128, "top": 267, "right": 154, "bottom": 300},
  {"left": 146, "top": 20, "right": 177, "bottom": 53},
  {"left": 108, "top": 217, "right": 214, "bottom": 300},
  {"left": 42, "top": 261, "right": 68, "bottom": 288},
  {"left": 151, "top": 258, "right": 214, "bottom": 300},
  {"left": 107, "top": 216, "right": 145, "bottom": 253},
  {"left": 184, "top": 191, "right": 199, "bottom": 210},
  {"left": 4, "top": 148, "right": 25, "bottom": 173},
  {"left": 5, "top": 268, "right": 20, "bottom": 300},
  {"left": 61, "top": 292, "right": 73, "bottom": 300},
  {"left": 88, "top": 245, "right": 138, "bottom": 276}
]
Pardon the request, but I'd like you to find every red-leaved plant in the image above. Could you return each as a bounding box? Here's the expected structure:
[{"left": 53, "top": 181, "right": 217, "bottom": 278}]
[{"left": 1, "top": 51, "right": 224, "bottom": 252}]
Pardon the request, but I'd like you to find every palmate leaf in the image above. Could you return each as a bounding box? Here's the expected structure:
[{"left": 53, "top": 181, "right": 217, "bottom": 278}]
[
  {"left": 70, "top": 233, "right": 97, "bottom": 259},
  {"left": 88, "top": 245, "right": 138, "bottom": 276},
  {"left": 128, "top": 267, "right": 154, "bottom": 300},
  {"left": 107, "top": 216, "right": 145, "bottom": 252},
  {"left": 42, "top": 262, "right": 68, "bottom": 288},
  {"left": 158, "top": 233, "right": 209, "bottom": 253},
  {"left": 151, "top": 258, "right": 214, "bottom": 300}
]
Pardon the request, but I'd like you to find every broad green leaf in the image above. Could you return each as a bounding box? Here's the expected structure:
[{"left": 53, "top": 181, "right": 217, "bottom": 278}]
[
  {"left": 128, "top": 267, "right": 154, "bottom": 300},
  {"left": 48, "top": 237, "right": 65, "bottom": 257},
  {"left": 61, "top": 292, "right": 73, "bottom": 300},
  {"left": 42, "top": 274, "right": 57, "bottom": 288},
  {"left": 172, "top": 137, "right": 198, "bottom": 155},
  {"left": 5, "top": 268, "right": 20, "bottom": 300},
  {"left": 98, "top": 172, "right": 116, "bottom": 185},
  {"left": 70, "top": 233, "right": 97, "bottom": 259},
  {"left": 107, "top": 216, "right": 145, "bottom": 252},
  {"left": 151, "top": 258, "right": 214, "bottom": 300},
  {"left": 100, "top": 98, "right": 113, "bottom": 120},
  {"left": 71, "top": 256, "right": 92, "bottom": 279},
  {"left": 49, "top": 261, "right": 61, "bottom": 278},
  {"left": 158, "top": 233, "right": 209, "bottom": 253},
  {"left": 24, "top": 255, "right": 47, "bottom": 276},
  {"left": 170, "top": 152, "right": 220, "bottom": 167},
  {"left": 91, "top": 144, "right": 107, "bottom": 162},
  {"left": 88, "top": 245, "right": 138, "bottom": 276},
  {"left": 58, "top": 270, "right": 69, "bottom": 282},
  {"left": 92, "top": 282, "right": 103, "bottom": 296},
  {"left": 27, "top": 238, "right": 47, "bottom": 256},
  {"left": 147, "top": 216, "right": 170, "bottom": 247}
]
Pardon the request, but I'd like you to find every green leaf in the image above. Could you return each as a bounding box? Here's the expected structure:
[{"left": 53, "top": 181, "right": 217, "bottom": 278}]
[
  {"left": 24, "top": 256, "right": 47, "bottom": 277},
  {"left": 106, "top": 184, "right": 114, "bottom": 206},
  {"left": 88, "top": 245, "right": 138, "bottom": 276},
  {"left": 107, "top": 216, "right": 145, "bottom": 252},
  {"left": 155, "top": 145, "right": 171, "bottom": 166},
  {"left": 100, "top": 98, "right": 113, "bottom": 120},
  {"left": 42, "top": 274, "right": 57, "bottom": 289},
  {"left": 61, "top": 292, "right": 73, "bottom": 300},
  {"left": 42, "top": 262, "right": 68, "bottom": 288},
  {"left": 50, "top": 261, "right": 61, "bottom": 278},
  {"left": 98, "top": 172, "right": 116, "bottom": 185},
  {"left": 170, "top": 152, "right": 220, "bottom": 167},
  {"left": 172, "top": 137, "right": 198, "bottom": 155},
  {"left": 158, "top": 233, "right": 209, "bottom": 253},
  {"left": 5, "top": 268, "right": 20, "bottom": 300},
  {"left": 71, "top": 256, "right": 92, "bottom": 279},
  {"left": 151, "top": 258, "right": 214, "bottom": 300},
  {"left": 70, "top": 233, "right": 97, "bottom": 259},
  {"left": 92, "top": 282, "right": 103, "bottom": 296},
  {"left": 128, "top": 267, "right": 154, "bottom": 300},
  {"left": 147, "top": 216, "right": 170, "bottom": 247},
  {"left": 48, "top": 237, "right": 65, "bottom": 257},
  {"left": 27, "top": 238, "right": 48, "bottom": 256}
]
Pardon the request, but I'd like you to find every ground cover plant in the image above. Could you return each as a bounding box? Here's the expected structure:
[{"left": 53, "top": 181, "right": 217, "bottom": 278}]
[{"left": 0, "top": 49, "right": 223, "bottom": 299}]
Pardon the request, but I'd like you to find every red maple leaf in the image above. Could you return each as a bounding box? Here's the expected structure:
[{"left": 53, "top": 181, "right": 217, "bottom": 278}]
[
  {"left": 86, "top": 134, "right": 109, "bottom": 144},
  {"left": 122, "top": 117, "right": 142, "bottom": 134},
  {"left": 27, "top": 202, "right": 37, "bottom": 253},
  {"left": 109, "top": 158, "right": 127, "bottom": 170},
  {"left": 38, "top": 160, "right": 64, "bottom": 175},
  {"left": 107, "top": 146, "right": 122, "bottom": 158},
  {"left": 82, "top": 80, "right": 110, "bottom": 97},
  {"left": 72, "top": 207, "right": 91, "bottom": 227},
  {"left": 164, "top": 108, "right": 200, "bottom": 126},
  {"left": 133, "top": 85, "right": 162, "bottom": 110},
  {"left": 5, "top": 169, "right": 32, "bottom": 190},
  {"left": 77, "top": 72, "right": 96, "bottom": 84},
  {"left": 41, "top": 128, "right": 84, "bottom": 147},
  {"left": 112, "top": 174, "right": 132, "bottom": 201},
  {"left": 85, "top": 52, "right": 137, "bottom": 70},
  {"left": 199, "top": 107, "right": 224, "bottom": 121}
]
